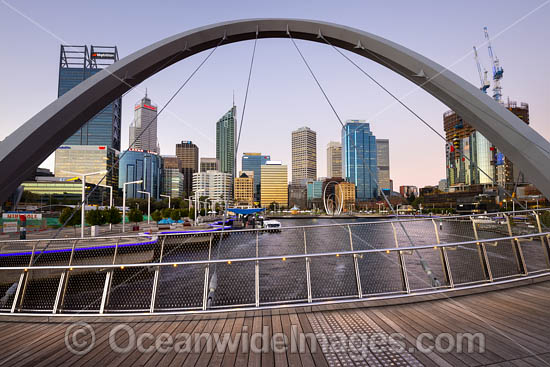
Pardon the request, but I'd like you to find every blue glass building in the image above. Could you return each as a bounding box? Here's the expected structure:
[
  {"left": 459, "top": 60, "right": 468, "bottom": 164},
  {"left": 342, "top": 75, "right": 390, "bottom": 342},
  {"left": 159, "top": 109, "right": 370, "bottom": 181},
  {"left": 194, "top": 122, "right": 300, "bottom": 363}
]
[
  {"left": 242, "top": 153, "right": 270, "bottom": 202},
  {"left": 307, "top": 180, "right": 323, "bottom": 200},
  {"left": 342, "top": 120, "right": 378, "bottom": 200},
  {"left": 58, "top": 45, "right": 121, "bottom": 150},
  {"left": 118, "top": 149, "right": 163, "bottom": 199}
]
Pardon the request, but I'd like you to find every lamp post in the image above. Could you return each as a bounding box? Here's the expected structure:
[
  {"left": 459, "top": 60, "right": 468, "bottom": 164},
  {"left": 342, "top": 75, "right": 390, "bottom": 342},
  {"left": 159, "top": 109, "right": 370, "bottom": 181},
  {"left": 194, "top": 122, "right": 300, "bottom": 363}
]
[
  {"left": 97, "top": 183, "right": 113, "bottom": 230},
  {"left": 62, "top": 170, "right": 107, "bottom": 238},
  {"left": 160, "top": 194, "right": 171, "bottom": 209},
  {"left": 138, "top": 190, "right": 151, "bottom": 224},
  {"left": 123, "top": 180, "right": 143, "bottom": 232}
]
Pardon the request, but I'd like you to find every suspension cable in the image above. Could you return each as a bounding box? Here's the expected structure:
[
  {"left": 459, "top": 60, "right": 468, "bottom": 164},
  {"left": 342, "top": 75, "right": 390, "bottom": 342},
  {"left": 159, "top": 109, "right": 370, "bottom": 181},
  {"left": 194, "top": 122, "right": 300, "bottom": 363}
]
[
  {"left": 33, "top": 37, "right": 226, "bottom": 264},
  {"left": 318, "top": 32, "right": 529, "bottom": 210}
]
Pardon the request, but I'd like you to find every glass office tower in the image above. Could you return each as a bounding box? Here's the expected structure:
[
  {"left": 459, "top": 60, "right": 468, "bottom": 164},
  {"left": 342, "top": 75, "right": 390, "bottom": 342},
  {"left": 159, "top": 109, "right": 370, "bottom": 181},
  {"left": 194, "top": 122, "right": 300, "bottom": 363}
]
[
  {"left": 242, "top": 153, "right": 270, "bottom": 202},
  {"left": 118, "top": 149, "right": 163, "bottom": 199},
  {"left": 216, "top": 105, "right": 237, "bottom": 176},
  {"left": 342, "top": 120, "right": 378, "bottom": 200},
  {"left": 58, "top": 45, "right": 121, "bottom": 150}
]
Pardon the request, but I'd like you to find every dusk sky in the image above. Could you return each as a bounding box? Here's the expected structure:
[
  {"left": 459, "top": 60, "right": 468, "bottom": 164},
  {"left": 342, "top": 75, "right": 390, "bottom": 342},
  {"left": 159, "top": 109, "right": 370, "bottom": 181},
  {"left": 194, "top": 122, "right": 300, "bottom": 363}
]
[{"left": 1, "top": 0, "right": 549, "bottom": 189}]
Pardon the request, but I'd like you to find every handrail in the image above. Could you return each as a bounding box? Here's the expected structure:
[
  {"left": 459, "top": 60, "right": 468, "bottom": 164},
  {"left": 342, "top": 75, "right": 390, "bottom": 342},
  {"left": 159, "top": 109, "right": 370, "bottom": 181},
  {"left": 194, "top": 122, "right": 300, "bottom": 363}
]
[{"left": 2, "top": 231, "right": 548, "bottom": 271}]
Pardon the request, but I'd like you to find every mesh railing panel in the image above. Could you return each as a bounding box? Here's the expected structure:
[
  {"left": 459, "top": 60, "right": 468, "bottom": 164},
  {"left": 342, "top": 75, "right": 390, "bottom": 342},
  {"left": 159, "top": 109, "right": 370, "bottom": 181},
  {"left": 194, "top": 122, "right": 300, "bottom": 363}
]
[
  {"left": 71, "top": 237, "right": 119, "bottom": 265},
  {"left": 32, "top": 240, "right": 75, "bottom": 266},
  {"left": 393, "top": 220, "right": 438, "bottom": 248},
  {"left": 162, "top": 234, "right": 211, "bottom": 262},
  {"left": 210, "top": 231, "right": 256, "bottom": 260},
  {"left": 310, "top": 254, "right": 358, "bottom": 300},
  {"left": 305, "top": 225, "right": 351, "bottom": 253},
  {"left": 113, "top": 237, "right": 158, "bottom": 265},
  {"left": 0, "top": 271, "right": 21, "bottom": 310},
  {"left": 155, "top": 264, "right": 205, "bottom": 310},
  {"left": 20, "top": 269, "right": 64, "bottom": 311},
  {"left": 437, "top": 218, "right": 477, "bottom": 244},
  {"left": 446, "top": 244, "right": 487, "bottom": 284},
  {"left": 259, "top": 258, "right": 308, "bottom": 304},
  {"left": 484, "top": 240, "right": 522, "bottom": 279},
  {"left": 61, "top": 269, "right": 106, "bottom": 311},
  {"left": 208, "top": 261, "right": 255, "bottom": 308},
  {"left": 349, "top": 222, "right": 395, "bottom": 250},
  {"left": 259, "top": 227, "right": 304, "bottom": 257},
  {"left": 521, "top": 237, "right": 550, "bottom": 273},
  {"left": 403, "top": 248, "right": 448, "bottom": 290},
  {"left": 106, "top": 266, "right": 155, "bottom": 311},
  {"left": 0, "top": 240, "right": 36, "bottom": 267},
  {"left": 356, "top": 251, "right": 405, "bottom": 295}
]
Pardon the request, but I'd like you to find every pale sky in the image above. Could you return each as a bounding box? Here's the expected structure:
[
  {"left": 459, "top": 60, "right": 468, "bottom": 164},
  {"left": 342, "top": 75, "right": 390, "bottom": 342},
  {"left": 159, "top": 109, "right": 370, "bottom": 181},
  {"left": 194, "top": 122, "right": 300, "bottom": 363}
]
[{"left": 1, "top": 0, "right": 549, "bottom": 189}]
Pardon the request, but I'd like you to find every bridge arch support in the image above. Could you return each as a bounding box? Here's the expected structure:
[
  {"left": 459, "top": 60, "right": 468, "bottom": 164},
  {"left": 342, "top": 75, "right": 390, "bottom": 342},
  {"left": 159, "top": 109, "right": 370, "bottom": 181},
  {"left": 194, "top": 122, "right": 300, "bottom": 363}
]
[{"left": 1, "top": 18, "right": 550, "bottom": 200}]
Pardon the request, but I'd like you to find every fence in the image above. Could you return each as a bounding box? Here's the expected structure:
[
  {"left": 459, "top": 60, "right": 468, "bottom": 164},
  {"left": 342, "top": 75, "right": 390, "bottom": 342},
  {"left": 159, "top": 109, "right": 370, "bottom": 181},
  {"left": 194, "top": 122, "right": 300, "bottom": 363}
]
[{"left": 1, "top": 209, "right": 549, "bottom": 315}]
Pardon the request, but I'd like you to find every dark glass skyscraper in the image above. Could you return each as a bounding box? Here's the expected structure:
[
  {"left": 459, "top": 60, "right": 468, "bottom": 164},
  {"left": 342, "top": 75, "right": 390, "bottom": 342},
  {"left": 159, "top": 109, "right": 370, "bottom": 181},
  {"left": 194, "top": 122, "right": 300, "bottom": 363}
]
[
  {"left": 58, "top": 45, "right": 121, "bottom": 150},
  {"left": 242, "top": 153, "right": 270, "bottom": 202},
  {"left": 342, "top": 120, "right": 378, "bottom": 200},
  {"left": 118, "top": 149, "right": 163, "bottom": 199}
]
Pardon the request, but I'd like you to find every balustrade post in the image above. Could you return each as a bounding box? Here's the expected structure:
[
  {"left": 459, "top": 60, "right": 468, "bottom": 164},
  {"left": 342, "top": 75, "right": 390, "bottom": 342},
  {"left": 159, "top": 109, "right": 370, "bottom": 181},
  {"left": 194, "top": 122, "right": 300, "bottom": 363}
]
[
  {"left": 505, "top": 214, "right": 528, "bottom": 275},
  {"left": 432, "top": 219, "right": 453, "bottom": 288},
  {"left": 100, "top": 238, "right": 119, "bottom": 314},
  {"left": 471, "top": 217, "right": 493, "bottom": 281},
  {"left": 348, "top": 225, "right": 362, "bottom": 298},
  {"left": 255, "top": 230, "right": 260, "bottom": 308},
  {"left": 391, "top": 222, "right": 410, "bottom": 293},
  {"left": 534, "top": 211, "right": 550, "bottom": 269},
  {"left": 53, "top": 239, "right": 78, "bottom": 313},
  {"left": 304, "top": 228, "right": 312, "bottom": 303},
  {"left": 12, "top": 240, "right": 38, "bottom": 312},
  {"left": 202, "top": 233, "right": 213, "bottom": 311},
  {"left": 149, "top": 236, "right": 166, "bottom": 313}
]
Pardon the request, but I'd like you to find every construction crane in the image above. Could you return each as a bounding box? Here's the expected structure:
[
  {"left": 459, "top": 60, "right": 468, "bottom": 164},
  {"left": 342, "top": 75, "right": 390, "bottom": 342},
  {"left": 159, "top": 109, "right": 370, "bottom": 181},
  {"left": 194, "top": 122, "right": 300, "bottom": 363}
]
[
  {"left": 473, "top": 46, "right": 490, "bottom": 94},
  {"left": 484, "top": 26, "right": 504, "bottom": 102}
]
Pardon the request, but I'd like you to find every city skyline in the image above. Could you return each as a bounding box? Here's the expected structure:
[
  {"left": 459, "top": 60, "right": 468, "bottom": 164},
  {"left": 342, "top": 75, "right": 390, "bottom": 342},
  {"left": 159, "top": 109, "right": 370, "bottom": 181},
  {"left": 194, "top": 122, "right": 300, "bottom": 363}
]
[{"left": 1, "top": 1, "right": 549, "bottom": 191}]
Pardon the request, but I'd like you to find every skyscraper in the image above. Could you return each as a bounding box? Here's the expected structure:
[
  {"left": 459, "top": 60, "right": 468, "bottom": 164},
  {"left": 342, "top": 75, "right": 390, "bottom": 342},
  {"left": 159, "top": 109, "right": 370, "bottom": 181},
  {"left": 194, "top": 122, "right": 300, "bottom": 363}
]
[
  {"left": 234, "top": 171, "right": 254, "bottom": 206},
  {"left": 376, "top": 139, "right": 390, "bottom": 192},
  {"left": 216, "top": 105, "right": 237, "bottom": 176},
  {"left": 175, "top": 141, "right": 199, "bottom": 197},
  {"left": 118, "top": 149, "right": 163, "bottom": 199},
  {"left": 129, "top": 92, "right": 159, "bottom": 153},
  {"left": 192, "top": 171, "right": 232, "bottom": 203},
  {"left": 261, "top": 161, "right": 288, "bottom": 208},
  {"left": 326, "top": 142, "right": 342, "bottom": 178},
  {"left": 242, "top": 153, "right": 270, "bottom": 202},
  {"left": 58, "top": 45, "right": 121, "bottom": 150},
  {"left": 162, "top": 156, "right": 184, "bottom": 198},
  {"left": 342, "top": 120, "right": 378, "bottom": 200},
  {"left": 291, "top": 127, "right": 317, "bottom": 185}
]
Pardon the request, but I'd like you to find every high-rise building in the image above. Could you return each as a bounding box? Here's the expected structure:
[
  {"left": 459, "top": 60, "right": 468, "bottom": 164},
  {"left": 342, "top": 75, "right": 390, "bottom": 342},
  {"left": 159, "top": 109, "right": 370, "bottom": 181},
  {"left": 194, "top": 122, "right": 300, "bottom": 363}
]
[
  {"left": 291, "top": 127, "right": 317, "bottom": 185},
  {"left": 242, "top": 153, "right": 270, "bottom": 203},
  {"left": 307, "top": 180, "right": 324, "bottom": 209},
  {"left": 54, "top": 145, "right": 119, "bottom": 189},
  {"left": 399, "top": 185, "right": 418, "bottom": 198},
  {"left": 342, "top": 120, "right": 378, "bottom": 200},
  {"left": 192, "top": 171, "right": 232, "bottom": 203},
  {"left": 118, "top": 149, "right": 163, "bottom": 199},
  {"left": 234, "top": 171, "right": 254, "bottom": 207},
  {"left": 58, "top": 45, "right": 121, "bottom": 150},
  {"left": 175, "top": 141, "right": 199, "bottom": 197},
  {"left": 129, "top": 92, "right": 159, "bottom": 153},
  {"left": 162, "top": 156, "right": 184, "bottom": 198},
  {"left": 260, "top": 161, "right": 288, "bottom": 208},
  {"left": 336, "top": 182, "right": 356, "bottom": 210},
  {"left": 216, "top": 105, "right": 237, "bottom": 176},
  {"left": 200, "top": 157, "right": 219, "bottom": 172},
  {"left": 376, "top": 139, "right": 390, "bottom": 193},
  {"left": 326, "top": 142, "right": 342, "bottom": 178}
]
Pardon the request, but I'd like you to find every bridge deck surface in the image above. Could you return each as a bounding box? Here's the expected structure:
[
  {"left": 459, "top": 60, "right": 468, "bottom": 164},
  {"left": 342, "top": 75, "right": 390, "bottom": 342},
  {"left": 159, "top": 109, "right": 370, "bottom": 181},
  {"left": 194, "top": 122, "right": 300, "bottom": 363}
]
[{"left": 0, "top": 281, "right": 549, "bottom": 367}]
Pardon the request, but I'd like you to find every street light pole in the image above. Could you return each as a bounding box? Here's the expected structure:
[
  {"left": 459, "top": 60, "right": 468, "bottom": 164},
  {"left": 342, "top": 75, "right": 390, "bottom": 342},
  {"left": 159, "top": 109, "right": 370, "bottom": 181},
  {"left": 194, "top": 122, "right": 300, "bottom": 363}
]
[
  {"left": 160, "top": 194, "right": 171, "bottom": 209},
  {"left": 123, "top": 180, "right": 143, "bottom": 232},
  {"left": 62, "top": 170, "right": 107, "bottom": 238},
  {"left": 138, "top": 190, "right": 151, "bottom": 224}
]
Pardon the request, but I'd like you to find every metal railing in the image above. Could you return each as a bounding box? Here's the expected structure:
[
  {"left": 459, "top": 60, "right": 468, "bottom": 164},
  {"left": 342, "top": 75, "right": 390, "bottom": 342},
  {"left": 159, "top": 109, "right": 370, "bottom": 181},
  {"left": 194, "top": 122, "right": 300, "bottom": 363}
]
[{"left": 1, "top": 209, "right": 549, "bottom": 315}]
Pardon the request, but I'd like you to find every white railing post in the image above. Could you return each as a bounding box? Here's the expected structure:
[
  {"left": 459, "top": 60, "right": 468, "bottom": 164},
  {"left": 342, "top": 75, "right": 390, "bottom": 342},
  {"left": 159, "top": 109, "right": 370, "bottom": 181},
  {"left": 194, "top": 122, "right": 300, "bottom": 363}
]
[
  {"left": 304, "top": 228, "right": 312, "bottom": 303},
  {"left": 391, "top": 222, "right": 410, "bottom": 293},
  {"left": 432, "top": 219, "right": 453, "bottom": 288},
  {"left": 348, "top": 225, "right": 362, "bottom": 298},
  {"left": 100, "top": 238, "right": 119, "bottom": 314},
  {"left": 202, "top": 233, "right": 213, "bottom": 311},
  {"left": 149, "top": 236, "right": 166, "bottom": 313},
  {"left": 13, "top": 241, "right": 38, "bottom": 312},
  {"left": 255, "top": 230, "right": 260, "bottom": 308}
]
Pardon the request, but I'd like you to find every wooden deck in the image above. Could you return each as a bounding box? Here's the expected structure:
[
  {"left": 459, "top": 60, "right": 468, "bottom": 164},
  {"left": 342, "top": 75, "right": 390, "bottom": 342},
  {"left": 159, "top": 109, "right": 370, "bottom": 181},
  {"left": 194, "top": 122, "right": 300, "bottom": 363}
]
[{"left": 0, "top": 280, "right": 549, "bottom": 366}]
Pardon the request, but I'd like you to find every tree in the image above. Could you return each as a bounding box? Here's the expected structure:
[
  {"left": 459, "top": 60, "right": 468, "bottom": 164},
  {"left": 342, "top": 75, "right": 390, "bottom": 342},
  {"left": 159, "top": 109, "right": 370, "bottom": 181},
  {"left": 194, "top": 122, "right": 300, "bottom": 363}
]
[
  {"left": 407, "top": 193, "right": 416, "bottom": 204},
  {"left": 128, "top": 208, "right": 143, "bottom": 225},
  {"left": 59, "top": 207, "right": 81, "bottom": 235},
  {"left": 161, "top": 207, "right": 172, "bottom": 219},
  {"left": 151, "top": 209, "right": 162, "bottom": 223},
  {"left": 86, "top": 208, "right": 106, "bottom": 226},
  {"left": 104, "top": 207, "right": 122, "bottom": 225},
  {"left": 180, "top": 208, "right": 189, "bottom": 218},
  {"left": 171, "top": 209, "right": 181, "bottom": 222}
]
